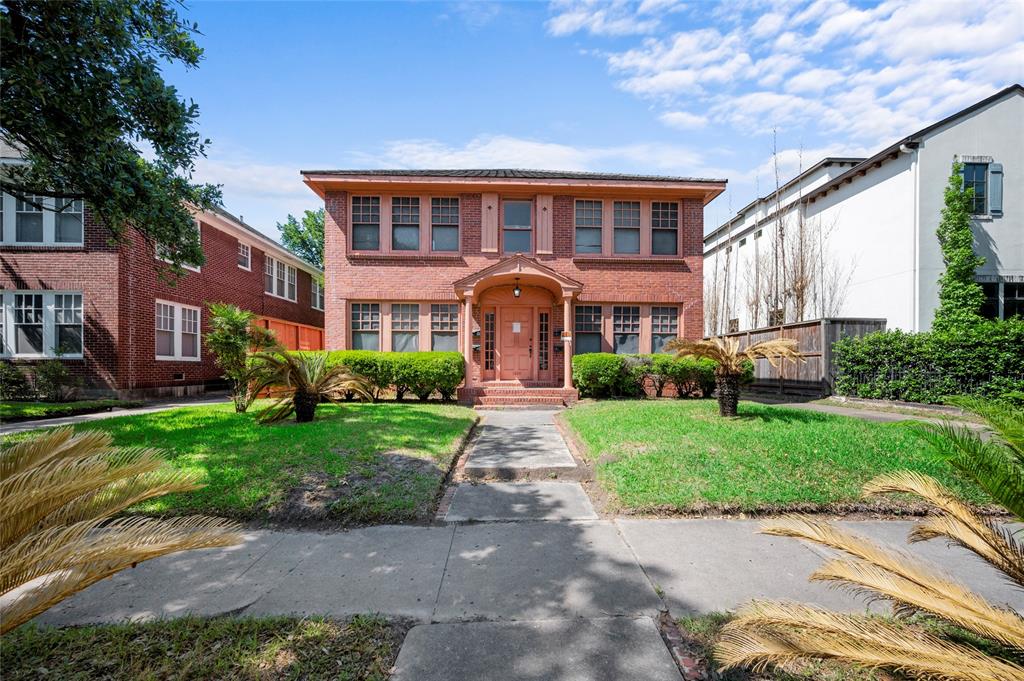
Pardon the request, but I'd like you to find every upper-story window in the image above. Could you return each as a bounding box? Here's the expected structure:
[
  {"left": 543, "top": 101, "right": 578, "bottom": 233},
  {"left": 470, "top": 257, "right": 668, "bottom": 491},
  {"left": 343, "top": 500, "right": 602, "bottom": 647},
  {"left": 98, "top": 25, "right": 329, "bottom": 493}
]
[
  {"left": 16, "top": 195, "right": 43, "bottom": 242},
  {"left": 391, "top": 197, "right": 420, "bottom": 251},
  {"left": 613, "top": 201, "right": 641, "bottom": 254},
  {"left": 311, "top": 280, "right": 324, "bottom": 311},
  {"left": 352, "top": 196, "right": 381, "bottom": 250},
  {"left": 431, "top": 198, "right": 459, "bottom": 251},
  {"left": 651, "top": 202, "right": 678, "bottom": 255},
  {"left": 156, "top": 218, "right": 201, "bottom": 271},
  {"left": 963, "top": 163, "right": 988, "bottom": 214},
  {"left": 575, "top": 200, "right": 602, "bottom": 254},
  {"left": 237, "top": 242, "right": 251, "bottom": 270},
  {"left": 502, "top": 200, "right": 532, "bottom": 254},
  {"left": 264, "top": 255, "right": 297, "bottom": 302},
  {"left": 0, "top": 193, "right": 84, "bottom": 247}
]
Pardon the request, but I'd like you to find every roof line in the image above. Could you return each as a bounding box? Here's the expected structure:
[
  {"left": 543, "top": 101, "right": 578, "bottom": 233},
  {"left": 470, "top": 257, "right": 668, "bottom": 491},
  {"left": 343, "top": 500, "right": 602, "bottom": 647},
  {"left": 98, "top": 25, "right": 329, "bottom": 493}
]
[{"left": 206, "top": 205, "right": 322, "bottom": 274}]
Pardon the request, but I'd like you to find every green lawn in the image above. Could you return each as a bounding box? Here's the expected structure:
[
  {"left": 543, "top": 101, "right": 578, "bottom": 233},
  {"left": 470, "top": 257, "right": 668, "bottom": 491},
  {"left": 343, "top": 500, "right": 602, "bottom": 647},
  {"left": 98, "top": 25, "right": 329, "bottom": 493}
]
[
  {"left": 0, "top": 399, "right": 142, "bottom": 421},
  {"left": 562, "top": 400, "right": 983, "bottom": 513},
  {"left": 1, "top": 615, "right": 402, "bottom": 681},
  {"left": 12, "top": 401, "right": 476, "bottom": 524}
]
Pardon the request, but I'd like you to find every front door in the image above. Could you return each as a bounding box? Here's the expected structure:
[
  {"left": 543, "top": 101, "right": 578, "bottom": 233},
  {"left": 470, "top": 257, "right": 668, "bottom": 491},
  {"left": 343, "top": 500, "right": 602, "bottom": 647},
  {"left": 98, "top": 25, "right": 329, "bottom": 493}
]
[{"left": 498, "top": 307, "right": 533, "bottom": 380}]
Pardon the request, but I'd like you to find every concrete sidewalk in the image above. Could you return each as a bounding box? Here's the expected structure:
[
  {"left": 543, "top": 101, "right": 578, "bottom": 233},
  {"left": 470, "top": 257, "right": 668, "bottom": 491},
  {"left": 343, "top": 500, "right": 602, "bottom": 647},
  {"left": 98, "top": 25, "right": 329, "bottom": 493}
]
[{"left": 1, "top": 395, "right": 231, "bottom": 435}]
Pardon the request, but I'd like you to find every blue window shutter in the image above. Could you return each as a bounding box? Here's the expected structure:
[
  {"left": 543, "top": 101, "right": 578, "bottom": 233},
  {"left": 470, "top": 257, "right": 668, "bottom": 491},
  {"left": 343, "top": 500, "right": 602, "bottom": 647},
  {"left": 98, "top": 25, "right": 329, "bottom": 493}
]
[{"left": 989, "top": 163, "right": 1003, "bottom": 214}]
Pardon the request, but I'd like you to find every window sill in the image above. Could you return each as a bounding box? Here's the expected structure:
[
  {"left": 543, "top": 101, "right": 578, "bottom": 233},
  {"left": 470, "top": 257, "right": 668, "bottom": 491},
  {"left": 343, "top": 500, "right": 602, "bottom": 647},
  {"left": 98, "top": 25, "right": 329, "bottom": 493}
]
[
  {"left": 1, "top": 242, "right": 85, "bottom": 249},
  {"left": 264, "top": 291, "right": 297, "bottom": 304},
  {"left": 572, "top": 255, "right": 684, "bottom": 264},
  {"left": 155, "top": 356, "right": 202, "bottom": 362},
  {"left": 2, "top": 354, "right": 84, "bottom": 361},
  {"left": 347, "top": 252, "right": 464, "bottom": 261}
]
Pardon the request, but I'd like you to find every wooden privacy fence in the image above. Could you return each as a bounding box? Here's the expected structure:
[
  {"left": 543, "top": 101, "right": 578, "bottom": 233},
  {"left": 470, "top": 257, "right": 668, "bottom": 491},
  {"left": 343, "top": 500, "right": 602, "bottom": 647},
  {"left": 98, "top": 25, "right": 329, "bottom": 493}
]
[
  {"left": 714, "top": 318, "right": 886, "bottom": 395},
  {"left": 256, "top": 317, "right": 324, "bottom": 351}
]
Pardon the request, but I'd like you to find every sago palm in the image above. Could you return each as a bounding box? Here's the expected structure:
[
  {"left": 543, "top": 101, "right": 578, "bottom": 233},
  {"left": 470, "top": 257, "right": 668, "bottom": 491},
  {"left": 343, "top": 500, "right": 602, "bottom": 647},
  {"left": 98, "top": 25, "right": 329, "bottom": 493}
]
[
  {"left": 664, "top": 336, "right": 804, "bottom": 416},
  {"left": 1, "top": 428, "right": 241, "bottom": 634},
  {"left": 251, "top": 350, "right": 373, "bottom": 423},
  {"left": 716, "top": 401, "right": 1024, "bottom": 680}
]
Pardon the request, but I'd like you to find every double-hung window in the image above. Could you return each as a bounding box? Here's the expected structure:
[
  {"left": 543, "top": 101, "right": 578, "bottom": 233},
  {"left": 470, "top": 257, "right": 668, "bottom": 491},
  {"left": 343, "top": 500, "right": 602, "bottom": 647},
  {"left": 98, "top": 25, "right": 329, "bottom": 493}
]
[
  {"left": 651, "top": 202, "right": 678, "bottom": 255},
  {"left": 574, "top": 305, "right": 602, "bottom": 355},
  {"left": 612, "top": 306, "right": 640, "bottom": 354},
  {"left": 0, "top": 291, "right": 84, "bottom": 358},
  {"left": 311, "top": 280, "right": 324, "bottom": 311},
  {"left": 391, "top": 303, "right": 419, "bottom": 352},
  {"left": 430, "top": 304, "right": 459, "bottom": 351},
  {"left": 15, "top": 195, "right": 44, "bottom": 243},
  {"left": 651, "top": 306, "right": 678, "bottom": 353},
  {"left": 431, "top": 198, "right": 459, "bottom": 251},
  {"left": 574, "top": 200, "right": 602, "bottom": 254},
  {"left": 351, "top": 303, "right": 380, "bottom": 350},
  {"left": 0, "top": 193, "right": 86, "bottom": 246},
  {"left": 392, "top": 197, "right": 420, "bottom": 251},
  {"left": 154, "top": 300, "right": 200, "bottom": 361},
  {"left": 963, "top": 163, "right": 987, "bottom": 214},
  {"left": 502, "top": 200, "right": 532, "bottom": 254},
  {"left": 237, "top": 242, "right": 251, "bottom": 270},
  {"left": 55, "top": 198, "right": 83, "bottom": 243},
  {"left": 352, "top": 196, "right": 381, "bottom": 250},
  {"left": 264, "top": 255, "right": 297, "bottom": 302},
  {"left": 613, "top": 201, "right": 640, "bottom": 254}
]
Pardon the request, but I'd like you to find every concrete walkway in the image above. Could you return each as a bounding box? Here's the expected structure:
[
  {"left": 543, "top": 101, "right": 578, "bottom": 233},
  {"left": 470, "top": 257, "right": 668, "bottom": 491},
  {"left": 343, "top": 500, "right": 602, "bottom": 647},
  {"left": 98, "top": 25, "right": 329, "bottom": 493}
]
[{"left": 1, "top": 395, "right": 231, "bottom": 435}]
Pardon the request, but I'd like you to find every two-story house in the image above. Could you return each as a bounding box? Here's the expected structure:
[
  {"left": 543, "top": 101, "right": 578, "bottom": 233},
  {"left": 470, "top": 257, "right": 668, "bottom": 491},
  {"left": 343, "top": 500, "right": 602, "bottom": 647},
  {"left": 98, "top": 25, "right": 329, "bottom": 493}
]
[
  {"left": 301, "top": 169, "right": 725, "bottom": 405},
  {"left": 1, "top": 171, "right": 325, "bottom": 397}
]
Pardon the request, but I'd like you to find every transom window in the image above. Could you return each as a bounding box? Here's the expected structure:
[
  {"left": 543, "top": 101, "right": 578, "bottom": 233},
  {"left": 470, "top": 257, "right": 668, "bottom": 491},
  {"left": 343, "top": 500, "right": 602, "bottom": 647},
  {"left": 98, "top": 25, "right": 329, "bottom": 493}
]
[
  {"left": 612, "top": 306, "right": 640, "bottom": 354},
  {"left": 651, "top": 306, "right": 678, "bottom": 353},
  {"left": 613, "top": 201, "right": 640, "bottom": 254},
  {"left": 391, "top": 197, "right": 420, "bottom": 251},
  {"left": 351, "top": 303, "right": 380, "bottom": 350},
  {"left": 352, "top": 196, "right": 381, "bottom": 250},
  {"left": 0, "top": 193, "right": 85, "bottom": 246},
  {"left": 430, "top": 304, "right": 459, "bottom": 351},
  {"left": 155, "top": 300, "right": 200, "bottom": 361},
  {"left": 502, "top": 200, "right": 532, "bottom": 254},
  {"left": 0, "top": 291, "right": 84, "bottom": 358},
  {"left": 431, "top": 198, "right": 459, "bottom": 251},
  {"left": 391, "top": 303, "right": 419, "bottom": 352},
  {"left": 651, "top": 202, "right": 678, "bottom": 255},
  {"left": 237, "top": 242, "right": 251, "bottom": 270},
  {"left": 574, "top": 305, "right": 602, "bottom": 355},
  {"left": 311, "top": 280, "right": 324, "bottom": 311},
  {"left": 264, "top": 255, "right": 297, "bottom": 302},
  {"left": 963, "top": 163, "right": 987, "bottom": 214},
  {"left": 575, "top": 200, "right": 603, "bottom": 254}
]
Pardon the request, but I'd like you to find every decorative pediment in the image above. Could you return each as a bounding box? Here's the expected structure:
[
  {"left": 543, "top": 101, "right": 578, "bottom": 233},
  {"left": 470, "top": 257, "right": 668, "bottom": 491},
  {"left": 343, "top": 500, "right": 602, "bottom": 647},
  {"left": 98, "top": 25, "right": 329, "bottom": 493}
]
[{"left": 454, "top": 254, "right": 583, "bottom": 298}]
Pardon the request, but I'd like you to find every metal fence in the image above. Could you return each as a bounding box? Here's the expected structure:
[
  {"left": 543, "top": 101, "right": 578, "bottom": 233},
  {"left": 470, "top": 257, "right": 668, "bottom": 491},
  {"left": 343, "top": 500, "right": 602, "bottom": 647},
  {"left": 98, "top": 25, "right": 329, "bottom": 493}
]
[{"left": 713, "top": 318, "right": 887, "bottom": 395}]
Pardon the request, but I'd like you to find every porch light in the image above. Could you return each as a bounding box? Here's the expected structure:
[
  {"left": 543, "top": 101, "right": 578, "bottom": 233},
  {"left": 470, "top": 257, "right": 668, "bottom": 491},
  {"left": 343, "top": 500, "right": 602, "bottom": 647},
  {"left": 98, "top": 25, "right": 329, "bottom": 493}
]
[{"left": 513, "top": 278, "right": 521, "bottom": 298}]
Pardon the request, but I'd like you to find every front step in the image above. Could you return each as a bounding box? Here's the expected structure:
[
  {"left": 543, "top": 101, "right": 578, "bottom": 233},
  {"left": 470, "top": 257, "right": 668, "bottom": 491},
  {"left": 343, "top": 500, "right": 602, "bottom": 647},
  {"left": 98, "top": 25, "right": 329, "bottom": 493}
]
[
  {"left": 477, "top": 395, "right": 566, "bottom": 406},
  {"left": 458, "top": 385, "right": 579, "bottom": 407}
]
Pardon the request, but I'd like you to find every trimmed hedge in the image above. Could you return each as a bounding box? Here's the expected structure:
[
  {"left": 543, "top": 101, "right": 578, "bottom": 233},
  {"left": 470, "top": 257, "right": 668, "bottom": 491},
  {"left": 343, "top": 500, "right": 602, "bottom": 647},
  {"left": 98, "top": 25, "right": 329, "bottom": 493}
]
[
  {"left": 571, "top": 353, "right": 718, "bottom": 399},
  {"left": 832, "top": 318, "right": 1024, "bottom": 403},
  {"left": 318, "top": 350, "right": 464, "bottom": 402}
]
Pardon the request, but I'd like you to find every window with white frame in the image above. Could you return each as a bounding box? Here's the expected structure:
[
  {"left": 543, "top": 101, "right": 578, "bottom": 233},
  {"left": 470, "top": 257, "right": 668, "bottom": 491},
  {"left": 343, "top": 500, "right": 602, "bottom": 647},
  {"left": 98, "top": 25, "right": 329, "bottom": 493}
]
[
  {"left": 264, "top": 255, "right": 297, "bottom": 302},
  {"left": 155, "top": 300, "right": 200, "bottom": 361},
  {"left": 237, "top": 242, "right": 251, "bottom": 270},
  {"left": 156, "top": 218, "right": 201, "bottom": 271},
  {"left": 0, "top": 291, "right": 84, "bottom": 358},
  {"left": 16, "top": 195, "right": 43, "bottom": 243},
  {"left": 0, "top": 193, "right": 86, "bottom": 246},
  {"left": 311, "top": 280, "right": 324, "bottom": 310}
]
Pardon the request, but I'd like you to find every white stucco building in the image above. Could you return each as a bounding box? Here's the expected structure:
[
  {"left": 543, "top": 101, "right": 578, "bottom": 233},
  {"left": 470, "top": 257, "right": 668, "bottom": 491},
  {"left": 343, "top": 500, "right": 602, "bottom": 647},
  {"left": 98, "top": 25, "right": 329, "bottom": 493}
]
[{"left": 704, "top": 84, "right": 1023, "bottom": 334}]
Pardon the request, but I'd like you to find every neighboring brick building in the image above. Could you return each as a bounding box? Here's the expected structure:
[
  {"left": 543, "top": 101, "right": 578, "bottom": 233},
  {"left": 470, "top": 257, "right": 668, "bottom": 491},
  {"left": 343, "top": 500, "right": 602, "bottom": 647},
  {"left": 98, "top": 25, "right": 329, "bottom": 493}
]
[
  {"left": 301, "top": 169, "right": 725, "bottom": 405},
  {"left": 1, "top": 195, "right": 325, "bottom": 397}
]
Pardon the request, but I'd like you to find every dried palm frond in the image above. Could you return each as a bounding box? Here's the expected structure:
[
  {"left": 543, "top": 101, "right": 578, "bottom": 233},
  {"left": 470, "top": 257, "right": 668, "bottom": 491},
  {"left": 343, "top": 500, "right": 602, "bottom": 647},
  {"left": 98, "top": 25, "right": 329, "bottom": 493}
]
[
  {"left": 718, "top": 600, "right": 1024, "bottom": 681},
  {"left": 250, "top": 350, "right": 373, "bottom": 423},
  {"left": 1, "top": 428, "right": 241, "bottom": 634},
  {"left": 664, "top": 336, "right": 805, "bottom": 377}
]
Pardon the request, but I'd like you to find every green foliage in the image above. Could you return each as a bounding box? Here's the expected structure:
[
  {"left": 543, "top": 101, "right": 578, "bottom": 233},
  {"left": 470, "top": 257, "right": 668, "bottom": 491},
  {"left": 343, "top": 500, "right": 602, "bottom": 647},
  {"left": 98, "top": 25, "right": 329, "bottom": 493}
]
[
  {"left": 205, "top": 303, "right": 278, "bottom": 412},
  {"left": 832, "top": 319, "right": 1024, "bottom": 403},
  {"left": 31, "top": 359, "right": 82, "bottom": 402},
  {"left": 0, "top": 362, "right": 34, "bottom": 400},
  {"left": 571, "top": 353, "right": 719, "bottom": 399},
  {"left": 276, "top": 208, "right": 325, "bottom": 269},
  {"left": 252, "top": 351, "right": 372, "bottom": 423},
  {"left": 321, "top": 351, "right": 464, "bottom": 402},
  {"left": 572, "top": 353, "right": 632, "bottom": 398},
  {"left": 0, "top": 0, "right": 221, "bottom": 272},
  {"left": 933, "top": 162, "right": 986, "bottom": 332}
]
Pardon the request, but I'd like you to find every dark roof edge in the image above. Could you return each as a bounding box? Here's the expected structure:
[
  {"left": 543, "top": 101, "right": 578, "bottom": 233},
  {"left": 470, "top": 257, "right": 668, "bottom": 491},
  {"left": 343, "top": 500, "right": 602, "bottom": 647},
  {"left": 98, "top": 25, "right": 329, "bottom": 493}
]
[
  {"left": 207, "top": 204, "right": 321, "bottom": 274},
  {"left": 299, "top": 168, "right": 727, "bottom": 184}
]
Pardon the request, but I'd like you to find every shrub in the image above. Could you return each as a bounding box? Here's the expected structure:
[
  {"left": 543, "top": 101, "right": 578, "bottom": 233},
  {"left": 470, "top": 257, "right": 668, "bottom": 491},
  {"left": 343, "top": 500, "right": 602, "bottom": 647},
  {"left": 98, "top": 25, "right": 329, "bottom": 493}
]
[
  {"left": 572, "top": 353, "right": 628, "bottom": 398},
  {"left": 572, "top": 353, "right": 719, "bottom": 399},
  {"left": 665, "top": 357, "right": 718, "bottom": 398},
  {"left": 0, "top": 362, "right": 35, "bottom": 401},
  {"left": 832, "top": 318, "right": 1024, "bottom": 403},
  {"left": 319, "top": 350, "right": 464, "bottom": 402},
  {"left": 31, "top": 359, "right": 83, "bottom": 402},
  {"left": 323, "top": 350, "right": 395, "bottom": 400}
]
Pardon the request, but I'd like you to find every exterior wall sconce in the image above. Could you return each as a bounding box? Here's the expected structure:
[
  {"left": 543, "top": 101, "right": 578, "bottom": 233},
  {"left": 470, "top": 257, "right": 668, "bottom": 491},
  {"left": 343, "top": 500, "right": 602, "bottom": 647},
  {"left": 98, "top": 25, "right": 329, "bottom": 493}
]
[{"left": 512, "top": 277, "right": 521, "bottom": 298}]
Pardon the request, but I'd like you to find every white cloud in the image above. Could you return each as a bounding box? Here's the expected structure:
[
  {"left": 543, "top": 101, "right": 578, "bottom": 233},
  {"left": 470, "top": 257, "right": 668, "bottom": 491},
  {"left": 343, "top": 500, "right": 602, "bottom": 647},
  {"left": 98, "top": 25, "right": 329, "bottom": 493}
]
[
  {"left": 546, "top": 0, "right": 667, "bottom": 36},
  {"left": 659, "top": 110, "right": 708, "bottom": 130},
  {"left": 784, "top": 67, "right": 845, "bottom": 93}
]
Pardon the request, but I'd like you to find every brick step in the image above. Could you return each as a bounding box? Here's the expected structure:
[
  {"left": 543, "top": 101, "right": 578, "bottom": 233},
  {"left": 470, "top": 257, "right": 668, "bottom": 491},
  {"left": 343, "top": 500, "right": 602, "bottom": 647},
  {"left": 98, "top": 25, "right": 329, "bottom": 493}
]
[
  {"left": 476, "top": 395, "right": 568, "bottom": 406},
  {"left": 473, "top": 388, "right": 572, "bottom": 396}
]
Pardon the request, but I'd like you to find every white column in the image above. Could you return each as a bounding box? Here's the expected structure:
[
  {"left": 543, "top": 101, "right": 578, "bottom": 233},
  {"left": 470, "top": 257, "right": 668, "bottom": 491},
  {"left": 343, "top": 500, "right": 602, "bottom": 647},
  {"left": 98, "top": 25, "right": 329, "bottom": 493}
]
[
  {"left": 463, "top": 294, "right": 474, "bottom": 388},
  {"left": 563, "top": 295, "right": 573, "bottom": 389}
]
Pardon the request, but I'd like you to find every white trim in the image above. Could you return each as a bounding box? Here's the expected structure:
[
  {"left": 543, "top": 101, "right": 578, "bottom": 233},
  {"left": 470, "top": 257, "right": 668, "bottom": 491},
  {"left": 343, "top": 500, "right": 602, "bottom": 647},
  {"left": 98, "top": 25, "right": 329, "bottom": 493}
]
[
  {"left": 237, "top": 242, "right": 252, "bottom": 270},
  {"left": 154, "top": 299, "right": 202, "bottom": 362},
  {"left": 192, "top": 207, "right": 322, "bottom": 278},
  {"left": 311, "top": 280, "right": 324, "bottom": 310},
  {"left": 264, "top": 254, "right": 297, "bottom": 303},
  {"left": 0, "top": 290, "right": 85, "bottom": 359},
  {"left": 156, "top": 218, "right": 202, "bottom": 272},
  {"left": 0, "top": 193, "right": 85, "bottom": 247}
]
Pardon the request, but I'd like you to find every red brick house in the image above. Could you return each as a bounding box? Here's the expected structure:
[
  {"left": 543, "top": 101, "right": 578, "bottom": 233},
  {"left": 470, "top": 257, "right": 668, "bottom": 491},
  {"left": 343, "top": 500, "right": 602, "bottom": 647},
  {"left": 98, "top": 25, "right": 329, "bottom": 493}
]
[
  {"left": 1, "top": 195, "right": 325, "bottom": 398},
  {"left": 301, "top": 169, "right": 725, "bottom": 405}
]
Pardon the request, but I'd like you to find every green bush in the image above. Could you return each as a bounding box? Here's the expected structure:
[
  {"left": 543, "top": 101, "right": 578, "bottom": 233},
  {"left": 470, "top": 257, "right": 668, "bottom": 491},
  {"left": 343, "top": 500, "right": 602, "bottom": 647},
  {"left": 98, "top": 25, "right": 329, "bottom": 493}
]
[
  {"left": 323, "top": 350, "right": 395, "bottom": 399},
  {"left": 572, "top": 353, "right": 718, "bottom": 399},
  {"left": 664, "top": 357, "right": 718, "bottom": 397},
  {"left": 832, "top": 319, "right": 1024, "bottom": 403},
  {"left": 317, "top": 350, "right": 464, "bottom": 402},
  {"left": 572, "top": 353, "right": 629, "bottom": 398},
  {"left": 0, "top": 362, "right": 35, "bottom": 401},
  {"left": 32, "top": 359, "right": 83, "bottom": 402}
]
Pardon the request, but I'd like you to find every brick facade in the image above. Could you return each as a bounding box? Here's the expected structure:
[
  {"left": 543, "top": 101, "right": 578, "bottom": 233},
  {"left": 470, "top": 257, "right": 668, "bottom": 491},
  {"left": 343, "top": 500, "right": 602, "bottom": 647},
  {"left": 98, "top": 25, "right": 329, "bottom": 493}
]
[{"left": 1, "top": 205, "right": 324, "bottom": 397}]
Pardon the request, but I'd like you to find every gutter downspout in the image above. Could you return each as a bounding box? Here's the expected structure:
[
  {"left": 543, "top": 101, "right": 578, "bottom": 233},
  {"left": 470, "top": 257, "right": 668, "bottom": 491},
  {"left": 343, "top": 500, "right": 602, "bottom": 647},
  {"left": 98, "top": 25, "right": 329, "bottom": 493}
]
[{"left": 901, "top": 142, "right": 920, "bottom": 332}]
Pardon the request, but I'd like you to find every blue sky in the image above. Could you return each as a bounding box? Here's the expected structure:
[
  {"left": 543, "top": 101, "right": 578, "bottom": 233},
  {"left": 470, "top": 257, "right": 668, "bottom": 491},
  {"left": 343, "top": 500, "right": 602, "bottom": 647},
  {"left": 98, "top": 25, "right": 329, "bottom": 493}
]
[{"left": 168, "top": 0, "right": 1023, "bottom": 238}]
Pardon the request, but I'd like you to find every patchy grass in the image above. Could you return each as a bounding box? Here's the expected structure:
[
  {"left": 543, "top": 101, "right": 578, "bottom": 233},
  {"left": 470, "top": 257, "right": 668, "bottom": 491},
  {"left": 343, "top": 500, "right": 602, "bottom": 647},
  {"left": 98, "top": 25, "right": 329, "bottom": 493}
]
[
  {"left": 676, "top": 613, "right": 884, "bottom": 680},
  {"left": 562, "top": 400, "right": 983, "bottom": 513},
  {"left": 9, "top": 401, "right": 476, "bottom": 524},
  {"left": 0, "top": 399, "right": 143, "bottom": 421},
  {"left": 1, "top": 615, "right": 403, "bottom": 681}
]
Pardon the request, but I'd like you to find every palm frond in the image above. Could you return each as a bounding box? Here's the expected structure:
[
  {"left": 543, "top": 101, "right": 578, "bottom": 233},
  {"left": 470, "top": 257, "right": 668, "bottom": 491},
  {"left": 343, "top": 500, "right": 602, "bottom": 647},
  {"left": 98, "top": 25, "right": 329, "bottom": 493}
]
[
  {"left": 665, "top": 336, "right": 804, "bottom": 376},
  {"left": 251, "top": 350, "right": 373, "bottom": 423},
  {"left": 717, "top": 600, "right": 1024, "bottom": 681}
]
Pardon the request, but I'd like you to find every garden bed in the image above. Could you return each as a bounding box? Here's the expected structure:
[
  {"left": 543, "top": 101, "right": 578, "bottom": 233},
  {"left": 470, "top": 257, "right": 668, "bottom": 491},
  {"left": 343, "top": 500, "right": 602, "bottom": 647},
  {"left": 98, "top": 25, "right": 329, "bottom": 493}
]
[
  {"left": 1, "top": 615, "right": 405, "bottom": 681},
  {"left": 8, "top": 401, "right": 477, "bottom": 525},
  {"left": 0, "top": 399, "right": 144, "bottom": 422},
  {"left": 560, "top": 399, "right": 985, "bottom": 515}
]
